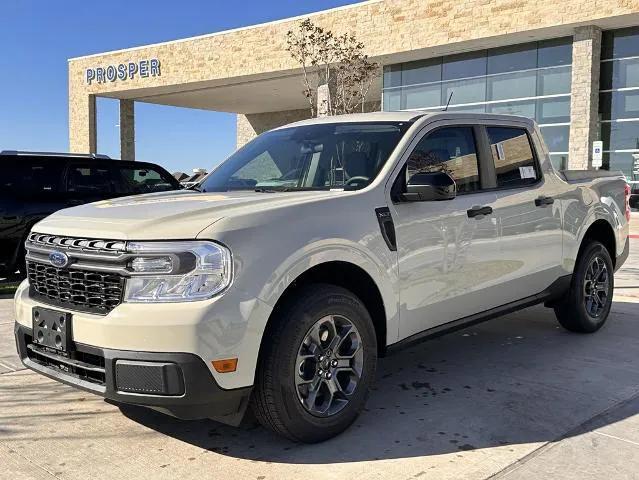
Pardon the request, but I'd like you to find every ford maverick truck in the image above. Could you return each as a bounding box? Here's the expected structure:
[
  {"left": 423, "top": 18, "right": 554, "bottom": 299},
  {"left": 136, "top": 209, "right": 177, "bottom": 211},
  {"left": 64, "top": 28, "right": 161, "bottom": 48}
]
[{"left": 14, "top": 112, "right": 631, "bottom": 442}]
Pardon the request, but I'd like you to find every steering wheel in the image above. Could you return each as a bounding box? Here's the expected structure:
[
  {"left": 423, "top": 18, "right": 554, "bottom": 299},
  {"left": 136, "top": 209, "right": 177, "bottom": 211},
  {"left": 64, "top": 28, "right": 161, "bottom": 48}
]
[{"left": 344, "top": 176, "right": 370, "bottom": 187}]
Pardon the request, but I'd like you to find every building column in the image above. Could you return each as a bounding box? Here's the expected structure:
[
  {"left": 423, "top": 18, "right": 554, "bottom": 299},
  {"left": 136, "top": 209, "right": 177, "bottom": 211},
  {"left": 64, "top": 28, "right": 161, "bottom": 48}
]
[
  {"left": 69, "top": 93, "right": 97, "bottom": 154},
  {"left": 568, "top": 25, "right": 602, "bottom": 170},
  {"left": 119, "top": 99, "right": 135, "bottom": 161}
]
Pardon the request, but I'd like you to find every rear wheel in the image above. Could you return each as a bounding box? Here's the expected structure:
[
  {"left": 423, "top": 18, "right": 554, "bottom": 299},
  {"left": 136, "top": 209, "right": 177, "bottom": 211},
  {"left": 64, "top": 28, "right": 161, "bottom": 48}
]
[
  {"left": 251, "top": 284, "right": 377, "bottom": 443},
  {"left": 554, "top": 241, "right": 614, "bottom": 333}
]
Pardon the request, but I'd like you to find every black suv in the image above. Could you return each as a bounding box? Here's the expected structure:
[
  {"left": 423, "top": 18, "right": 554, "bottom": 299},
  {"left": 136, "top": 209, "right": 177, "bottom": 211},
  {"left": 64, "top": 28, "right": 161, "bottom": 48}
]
[{"left": 0, "top": 151, "right": 181, "bottom": 277}]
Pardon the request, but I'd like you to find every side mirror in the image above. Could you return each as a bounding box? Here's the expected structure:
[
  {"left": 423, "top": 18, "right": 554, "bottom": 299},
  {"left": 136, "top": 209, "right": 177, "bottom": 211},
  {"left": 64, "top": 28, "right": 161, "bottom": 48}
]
[{"left": 403, "top": 171, "right": 456, "bottom": 202}]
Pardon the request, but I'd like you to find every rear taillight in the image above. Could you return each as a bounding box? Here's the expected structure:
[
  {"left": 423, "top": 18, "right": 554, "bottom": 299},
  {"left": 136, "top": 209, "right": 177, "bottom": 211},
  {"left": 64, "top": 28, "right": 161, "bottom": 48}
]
[{"left": 624, "top": 183, "right": 631, "bottom": 222}]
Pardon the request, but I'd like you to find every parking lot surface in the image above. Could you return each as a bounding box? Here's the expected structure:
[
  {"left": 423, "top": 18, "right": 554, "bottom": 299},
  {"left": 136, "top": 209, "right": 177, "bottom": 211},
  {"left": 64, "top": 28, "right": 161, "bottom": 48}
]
[{"left": 1, "top": 227, "right": 638, "bottom": 479}]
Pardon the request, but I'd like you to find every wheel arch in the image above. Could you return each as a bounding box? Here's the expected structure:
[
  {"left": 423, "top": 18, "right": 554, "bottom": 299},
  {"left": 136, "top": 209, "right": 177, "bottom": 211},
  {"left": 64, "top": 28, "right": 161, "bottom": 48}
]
[
  {"left": 579, "top": 219, "right": 617, "bottom": 267},
  {"left": 256, "top": 261, "right": 389, "bottom": 374}
]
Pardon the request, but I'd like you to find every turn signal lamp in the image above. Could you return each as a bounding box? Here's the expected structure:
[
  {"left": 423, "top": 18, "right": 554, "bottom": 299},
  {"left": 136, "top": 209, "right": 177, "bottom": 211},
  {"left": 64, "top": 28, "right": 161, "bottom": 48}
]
[{"left": 212, "top": 358, "right": 238, "bottom": 373}]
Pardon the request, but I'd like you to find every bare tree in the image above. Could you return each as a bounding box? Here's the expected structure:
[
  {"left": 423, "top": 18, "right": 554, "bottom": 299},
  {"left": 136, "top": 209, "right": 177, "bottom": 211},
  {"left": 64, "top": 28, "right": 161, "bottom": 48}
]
[{"left": 286, "top": 19, "right": 378, "bottom": 117}]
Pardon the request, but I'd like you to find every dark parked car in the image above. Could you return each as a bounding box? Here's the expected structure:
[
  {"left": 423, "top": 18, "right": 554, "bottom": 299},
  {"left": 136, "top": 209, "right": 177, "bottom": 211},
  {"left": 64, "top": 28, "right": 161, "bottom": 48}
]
[{"left": 0, "top": 151, "right": 181, "bottom": 277}]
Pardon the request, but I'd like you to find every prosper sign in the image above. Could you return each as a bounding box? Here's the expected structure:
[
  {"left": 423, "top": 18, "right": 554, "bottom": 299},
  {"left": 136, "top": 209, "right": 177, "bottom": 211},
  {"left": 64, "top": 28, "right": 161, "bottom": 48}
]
[{"left": 86, "top": 59, "right": 161, "bottom": 85}]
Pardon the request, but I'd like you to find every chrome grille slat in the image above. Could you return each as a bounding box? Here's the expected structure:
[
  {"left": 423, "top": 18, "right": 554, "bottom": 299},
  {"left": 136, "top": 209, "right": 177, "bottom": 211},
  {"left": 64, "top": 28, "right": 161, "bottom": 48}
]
[{"left": 28, "top": 232, "right": 126, "bottom": 254}]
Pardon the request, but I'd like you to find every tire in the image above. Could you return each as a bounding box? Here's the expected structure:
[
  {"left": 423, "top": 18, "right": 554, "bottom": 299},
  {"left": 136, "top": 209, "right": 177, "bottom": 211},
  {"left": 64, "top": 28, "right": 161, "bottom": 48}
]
[
  {"left": 251, "top": 283, "right": 377, "bottom": 443},
  {"left": 554, "top": 241, "right": 614, "bottom": 333}
]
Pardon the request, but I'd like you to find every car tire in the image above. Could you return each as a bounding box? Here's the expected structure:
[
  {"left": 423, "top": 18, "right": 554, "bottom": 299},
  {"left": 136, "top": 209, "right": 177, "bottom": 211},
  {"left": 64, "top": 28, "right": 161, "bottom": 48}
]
[
  {"left": 251, "top": 283, "right": 377, "bottom": 443},
  {"left": 554, "top": 241, "right": 614, "bottom": 333}
]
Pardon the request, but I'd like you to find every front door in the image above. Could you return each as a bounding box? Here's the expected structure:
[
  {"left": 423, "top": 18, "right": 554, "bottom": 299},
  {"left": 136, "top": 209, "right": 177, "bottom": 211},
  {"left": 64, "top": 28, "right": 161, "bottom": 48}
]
[{"left": 390, "top": 125, "right": 502, "bottom": 339}]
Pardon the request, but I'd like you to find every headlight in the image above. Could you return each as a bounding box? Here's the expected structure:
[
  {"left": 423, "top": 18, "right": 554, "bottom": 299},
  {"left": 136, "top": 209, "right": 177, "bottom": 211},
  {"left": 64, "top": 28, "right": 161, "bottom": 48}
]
[{"left": 123, "top": 241, "right": 232, "bottom": 303}]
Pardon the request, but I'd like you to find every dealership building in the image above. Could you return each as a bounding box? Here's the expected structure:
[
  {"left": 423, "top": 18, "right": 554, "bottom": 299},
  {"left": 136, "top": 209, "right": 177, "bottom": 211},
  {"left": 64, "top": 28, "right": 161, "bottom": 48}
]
[{"left": 68, "top": 0, "right": 639, "bottom": 178}]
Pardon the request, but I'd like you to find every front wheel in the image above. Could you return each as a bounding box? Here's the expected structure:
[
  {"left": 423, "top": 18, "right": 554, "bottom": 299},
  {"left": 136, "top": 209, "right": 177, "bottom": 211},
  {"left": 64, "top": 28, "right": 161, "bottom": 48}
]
[
  {"left": 251, "top": 284, "right": 377, "bottom": 443},
  {"left": 554, "top": 241, "right": 614, "bottom": 333}
]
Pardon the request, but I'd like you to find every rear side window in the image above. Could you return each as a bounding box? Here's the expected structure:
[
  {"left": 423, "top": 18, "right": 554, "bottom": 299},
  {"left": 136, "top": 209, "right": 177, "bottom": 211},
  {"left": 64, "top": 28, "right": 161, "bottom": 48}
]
[
  {"left": 407, "top": 126, "right": 481, "bottom": 193},
  {"left": 24, "top": 160, "right": 63, "bottom": 193},
  {"left": 0, "top": 158, "right": 21, "bottom": 194},
  {"left": 487, "top": 127, "right": 539, "bottom": 188}
]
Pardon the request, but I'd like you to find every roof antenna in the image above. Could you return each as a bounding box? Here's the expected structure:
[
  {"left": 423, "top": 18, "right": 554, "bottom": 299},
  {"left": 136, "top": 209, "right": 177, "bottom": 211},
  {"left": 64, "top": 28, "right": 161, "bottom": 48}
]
[{"left": 443, "top": 91, "right": 454, "bottom": 111}]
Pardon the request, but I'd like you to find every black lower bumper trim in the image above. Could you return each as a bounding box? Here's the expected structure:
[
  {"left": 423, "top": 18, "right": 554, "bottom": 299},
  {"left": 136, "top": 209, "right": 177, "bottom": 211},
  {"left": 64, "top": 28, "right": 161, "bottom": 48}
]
[{"left": 14, "top": 323, "right": 252, "bottom": 425}]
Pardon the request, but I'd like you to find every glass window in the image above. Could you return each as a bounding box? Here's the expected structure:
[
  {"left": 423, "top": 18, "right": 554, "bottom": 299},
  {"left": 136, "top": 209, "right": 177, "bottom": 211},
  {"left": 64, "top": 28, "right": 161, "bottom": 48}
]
[
  {"left": 601, "top": 121, "right": 639, "bottom": 151},
  {"left": 200, "top": 122, "right": 410, "bottom": 192},
  {"left": 67, "top": 165, "right": 114, "bottom": 194},
  {"left": 111, "top": 166, "right": 178, "bottom": 194},
  {"left": 403, "top": 83, "right": 442, "bottom": 109},
  {"left": 383, "top": 65, "right": 402, "bottom": 88},
  {"left": 487, "top": 127, "right": 539, "bottom": 188},
  {"left": 602, "top": 152, "right": 639, "bottom": 181},
  {"left": 602, "top": 27, "right": 639, "bottom": 60},
  {"left": 383, "top": 89, "right": 401, "bottom": 111},
  {"left": 442, "top": 51, "right": 487, "bottom": 80},
  {"left": 549, "top": 154, "right": 568, "bottom": 171},
  {"left": 537, "top": 38, "right": 573, "bottom": 68},
  {"left": 0, "top": 158, "right": 22, "bottom": 194},
  {"left": 487, "top": 70, "right": 537, "bottom": 101},
  {"left": 488, "top": 43, "right": 537, "bottom": 74},
  {"left": 600, "top": 91, "right": 639, "bottom": 121},
  {"left": 442, "top": 77, "right": 486, "bottom": 105},
  {"left": 536, "top": 97, "right": 571, "bottom": 124},
  {"left": 537, "top": 66, "right": 572, "bottom": 95},
  {"left": 447, "top": 104, "right": 487, "bottom": 113},
  {"left": 402, "top": 58, "right": 441, "bottom": 85},
  {"left": 600, "top": 58, "right": 639, "bottom": 91},
  {"left": 22, "top": 160, "right": 63, "bottom": 193},
  {"left": 540, "top": 125, "right": 570, "bottom": 152},
  {"left": 487, "top": 100, "right": 536, "bottom": 118},
  {"left": 407, "top": 127, "right": 480, "bottom": 193}
]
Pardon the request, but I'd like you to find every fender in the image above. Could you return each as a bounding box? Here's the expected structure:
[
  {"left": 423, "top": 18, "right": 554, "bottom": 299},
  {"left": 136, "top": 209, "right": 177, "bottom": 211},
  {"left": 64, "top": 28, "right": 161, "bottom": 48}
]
[{"left": 256, "top": 238, "right": 400, "bottom": 346}]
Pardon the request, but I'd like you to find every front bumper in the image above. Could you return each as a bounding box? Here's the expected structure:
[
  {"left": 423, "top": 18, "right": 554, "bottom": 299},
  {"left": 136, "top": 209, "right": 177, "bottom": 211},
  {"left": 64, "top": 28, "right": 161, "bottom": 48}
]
[{"left": 14, "top": 322, "right": 252, "bottom": 425}]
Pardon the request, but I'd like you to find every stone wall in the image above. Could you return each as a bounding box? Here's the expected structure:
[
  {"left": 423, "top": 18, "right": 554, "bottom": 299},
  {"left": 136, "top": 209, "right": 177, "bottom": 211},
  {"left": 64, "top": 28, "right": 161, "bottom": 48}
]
[{"left": 568, "top": 26, "right": 602, "bottom": 169}]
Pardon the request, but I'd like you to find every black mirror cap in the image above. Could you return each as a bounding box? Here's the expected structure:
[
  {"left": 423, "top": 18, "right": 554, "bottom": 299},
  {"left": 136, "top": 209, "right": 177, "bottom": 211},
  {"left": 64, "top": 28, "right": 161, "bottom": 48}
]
[{"left": 403, "top": 171, "right": 456, "bottom": 202}]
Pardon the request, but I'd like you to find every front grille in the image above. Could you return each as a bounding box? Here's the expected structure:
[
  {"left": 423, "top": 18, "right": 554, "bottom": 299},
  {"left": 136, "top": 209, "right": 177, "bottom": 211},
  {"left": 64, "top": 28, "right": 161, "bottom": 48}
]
[{"left": 27, "top": 261, "right": 125, "bottom": 315}]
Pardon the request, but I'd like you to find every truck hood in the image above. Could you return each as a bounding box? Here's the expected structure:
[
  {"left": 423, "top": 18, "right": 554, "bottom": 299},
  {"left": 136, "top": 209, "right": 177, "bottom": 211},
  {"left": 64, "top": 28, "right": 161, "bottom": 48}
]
[{"left": 34, "top": 189, "right": 340, "bottom": 240}]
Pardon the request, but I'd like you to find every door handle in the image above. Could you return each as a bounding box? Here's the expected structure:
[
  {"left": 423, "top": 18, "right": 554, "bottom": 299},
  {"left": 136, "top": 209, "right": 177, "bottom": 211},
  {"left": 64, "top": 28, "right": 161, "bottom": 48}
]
[
  {"left": 535, "top": 196, "right": 554, "bottom": 207},
  {"left": 467, "top": 205, "right": 493, "bottom": 218}
]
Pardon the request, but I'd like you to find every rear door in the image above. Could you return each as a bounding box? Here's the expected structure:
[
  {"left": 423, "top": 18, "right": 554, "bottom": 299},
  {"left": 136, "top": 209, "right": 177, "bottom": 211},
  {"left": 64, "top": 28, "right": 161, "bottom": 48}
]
[
  {"left": 486, "top": 125, "right": 564, "bottom": 301},
  {"left": 389, "top": 123, "right": 502, "bottom": 339}
]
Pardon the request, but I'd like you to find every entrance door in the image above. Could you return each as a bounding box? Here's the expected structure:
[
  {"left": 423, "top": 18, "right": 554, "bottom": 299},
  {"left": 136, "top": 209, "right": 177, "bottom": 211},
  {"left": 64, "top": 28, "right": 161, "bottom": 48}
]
[{"left": 390, "top": 125, "right": 502, "bottom": 340}]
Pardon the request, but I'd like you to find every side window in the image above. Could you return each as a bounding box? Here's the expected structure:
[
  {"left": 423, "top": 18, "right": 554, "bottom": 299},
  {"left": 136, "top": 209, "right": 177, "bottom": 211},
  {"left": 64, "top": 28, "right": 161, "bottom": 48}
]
[
  {"left": 487, "top": 127, "right": 539, "bottom": 188},
  {"left": 407, "top": 126, "right": 481, "bottom": 194},
  {"left": 67, "top": 165, "right": 114, "bottom": 194},
  {"left": 0, "top": 158, "right": 22, "bottom": 195},
  {"left": 111, "top": 167, "right": 177, "bottom": 194},
  {"left": 24, "top": 160, "right": 63, "bottom": 194}
]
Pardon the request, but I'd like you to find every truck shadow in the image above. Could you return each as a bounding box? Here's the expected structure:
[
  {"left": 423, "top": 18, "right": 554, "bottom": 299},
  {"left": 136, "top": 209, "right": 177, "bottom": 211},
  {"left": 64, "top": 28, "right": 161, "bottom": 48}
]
[{"left": 119, "top": 302, "right": 639, "bottom": 464}]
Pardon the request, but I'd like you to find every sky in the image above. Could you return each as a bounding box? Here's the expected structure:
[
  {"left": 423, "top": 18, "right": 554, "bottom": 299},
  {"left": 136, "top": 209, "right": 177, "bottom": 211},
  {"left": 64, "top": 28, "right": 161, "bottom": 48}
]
[{"left": 0, "top": 0, "right": 361, "bottom": 174}]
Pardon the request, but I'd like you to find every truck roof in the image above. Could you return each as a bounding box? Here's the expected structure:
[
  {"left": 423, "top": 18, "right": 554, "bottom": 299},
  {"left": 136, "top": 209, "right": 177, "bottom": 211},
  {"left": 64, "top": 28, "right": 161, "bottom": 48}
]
[{"left": 278, "top": 111, "right": 536, "bottom": 129}]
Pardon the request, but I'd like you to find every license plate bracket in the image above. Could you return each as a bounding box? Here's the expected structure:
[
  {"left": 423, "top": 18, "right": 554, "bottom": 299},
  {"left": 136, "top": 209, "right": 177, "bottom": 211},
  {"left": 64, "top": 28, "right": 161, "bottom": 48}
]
[{"left": 32, "top": 307, "right": 72, "bottom": 352}]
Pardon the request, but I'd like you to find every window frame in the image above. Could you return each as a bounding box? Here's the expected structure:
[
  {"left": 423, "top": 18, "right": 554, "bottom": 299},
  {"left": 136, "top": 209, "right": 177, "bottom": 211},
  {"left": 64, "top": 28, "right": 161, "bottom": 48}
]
[
  {"left": 479, "top": 125, "right": 544, "bottom": 192},
  {"left": 390, "top": 122, "right": 493, "bottom": 202}
]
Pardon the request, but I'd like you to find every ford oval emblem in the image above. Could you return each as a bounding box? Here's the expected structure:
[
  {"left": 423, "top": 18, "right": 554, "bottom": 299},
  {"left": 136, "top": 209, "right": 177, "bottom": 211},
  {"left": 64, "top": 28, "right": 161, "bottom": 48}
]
[{"left": 49, "top": 251, "right": 69, "bottom": 268}]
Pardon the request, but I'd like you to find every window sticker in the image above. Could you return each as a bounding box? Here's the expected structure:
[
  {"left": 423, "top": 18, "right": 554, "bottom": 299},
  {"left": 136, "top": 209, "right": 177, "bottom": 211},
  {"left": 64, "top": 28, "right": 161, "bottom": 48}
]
[{"left": 519, "top": 166, "right": 536, "bottom": 179}]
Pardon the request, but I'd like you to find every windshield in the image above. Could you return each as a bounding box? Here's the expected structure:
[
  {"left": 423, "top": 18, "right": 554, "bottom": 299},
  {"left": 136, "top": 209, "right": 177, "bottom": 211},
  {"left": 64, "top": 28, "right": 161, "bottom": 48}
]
[{"left": 199, "top": 122, "right": 410, "bottom": 192}]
